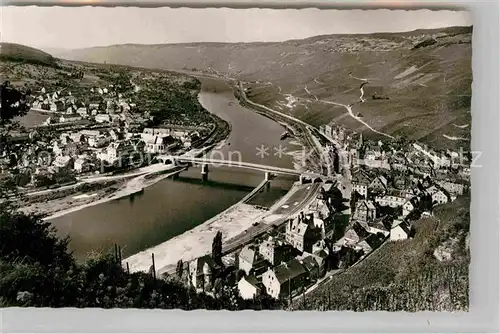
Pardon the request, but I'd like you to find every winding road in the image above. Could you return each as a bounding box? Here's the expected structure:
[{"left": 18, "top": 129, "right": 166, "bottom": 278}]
[
  {"left": 301, "top": 75, "right": 393, "bottom": 140},
  {"left": 319, "top": 99, "right": 395, "bottom": 140},
  {"left": 349, "top": 72, "right": 369, "bottom": 82},
  {"left": 359, "top": 82, "right": 367, "bottom": 103}
]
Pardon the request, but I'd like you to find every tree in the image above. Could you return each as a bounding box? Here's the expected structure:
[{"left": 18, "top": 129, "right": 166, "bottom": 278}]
[
  {"left": 176, "top": 259, "right": 184, "bottom": 279},
  {"left": 0, "top": 209, "right": 73, "bottom": 268},
  {"left": 0, "top": 81, "right": 30, "bottom": 125},
  {"left": 0, "top": 81, "right": 31, "bottom": 166},
  {"left": 211, "top": 231, "right": 223, "bottom": 266},
  {"left": 33, "top": 173, "right": 56, "bottom": 188},
  {"left": 13, "top": 171, "right": 31, "bottom": 187}
]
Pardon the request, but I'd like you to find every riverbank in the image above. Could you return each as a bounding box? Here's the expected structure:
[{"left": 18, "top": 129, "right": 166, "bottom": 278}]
[
  {"left": 37, "top": 164, "right": 189, "bottom": 220},
  {"left": 125, "top": 202, "right": 267, "bottom": 273},
  {"left": 23, "top": 184, "right": 119, "bottom": 219},
  {"left": 19, "top": 162, "right": 182, "bottom": 220}
]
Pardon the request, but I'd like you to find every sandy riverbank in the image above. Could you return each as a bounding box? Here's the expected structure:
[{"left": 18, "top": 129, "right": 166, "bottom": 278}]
[
  {"left": 23, "top": 186, "right": 119, "bottom": 219},
  {"left": 124, "top": 203, "right": 267, "bottom": 273},
  {"left": 127, "top": 180, "right": 306, "bottom": 276},
  {"left": 26, "top": 165, "right": 184, "bottom": 221}
]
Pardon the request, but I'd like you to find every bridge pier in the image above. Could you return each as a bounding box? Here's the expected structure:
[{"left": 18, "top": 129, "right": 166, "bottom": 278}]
[
  {"left": 201, "top": 163, "right": 209, "bottom": 181},
  {"left": 299, "top": 175, "right": 306, "bottom": 185},
  {"left": 264, "top": 171, "right": 271, "bottom": 191}
]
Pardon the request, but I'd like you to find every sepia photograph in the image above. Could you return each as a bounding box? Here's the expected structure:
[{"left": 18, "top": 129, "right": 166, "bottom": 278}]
[{"left": 0, "top": 5, "right": 472, "bottom": 312}]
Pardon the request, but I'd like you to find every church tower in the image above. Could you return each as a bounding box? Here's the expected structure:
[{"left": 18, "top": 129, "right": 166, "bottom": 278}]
[{"left": 357, "top": 132, "right": 364, "bottom": 149}]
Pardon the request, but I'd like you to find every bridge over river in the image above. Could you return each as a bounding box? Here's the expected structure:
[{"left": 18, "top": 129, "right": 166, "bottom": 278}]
[{"left": 156, "top": 155, "right": 333, "bottom": 183}]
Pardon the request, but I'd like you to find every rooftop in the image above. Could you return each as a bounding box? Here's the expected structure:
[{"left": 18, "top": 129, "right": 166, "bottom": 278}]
[{"left": 273, "top": 259, "right": 307, "bottom": 284}]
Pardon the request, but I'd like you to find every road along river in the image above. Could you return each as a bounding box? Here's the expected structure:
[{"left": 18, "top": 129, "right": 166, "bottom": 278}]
[{"left": 49, "top": 77, "right": 301, "bottom": 263}]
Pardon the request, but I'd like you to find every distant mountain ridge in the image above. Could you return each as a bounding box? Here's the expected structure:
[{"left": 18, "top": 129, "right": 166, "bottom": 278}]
[
  {"left": 55, "top": 25, "right": 472, "bottom": 51},
  {"left": 53, "top": 25, "right": 472, "bottom": 82}
]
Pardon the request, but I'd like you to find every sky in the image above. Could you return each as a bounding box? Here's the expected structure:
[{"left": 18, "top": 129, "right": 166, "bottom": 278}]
[{"left": 1, "top": 6, "right": 472, "bottom": 50}]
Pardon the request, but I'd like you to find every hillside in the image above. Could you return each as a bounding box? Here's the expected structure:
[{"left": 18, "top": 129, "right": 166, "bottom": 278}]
[
  {"left": 0, "top": 43, "right": 56, "bottom": 66},
  {"left": 57, "top": 26, "right": 472, "bottom": 151}
]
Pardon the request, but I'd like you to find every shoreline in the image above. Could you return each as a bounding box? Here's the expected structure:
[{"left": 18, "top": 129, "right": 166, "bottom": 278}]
[
  {"left": 125, "top": 202, "right": 268, "bottom": 273},
  {"left": 41, "top": 165, "right": 188, "bottom": 220}
]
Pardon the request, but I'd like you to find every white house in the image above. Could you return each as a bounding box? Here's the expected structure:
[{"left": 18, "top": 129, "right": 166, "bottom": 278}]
[
  {"left": 95, "top": 114, "right": 111, "bottom": 123},
  {"left": 402, "top": 199, "right": 416, "bottom": 217},
  {"left": 238, "top": 245, "right": 257, "bottom": 276},
  {"left": 188, "top": 255, "right": 219, "bottom": 293},
  {"left": 352, "top": 172, "right": 370, "bottom": 198},
  {"left": 237, "top": 275, "right": 261, "bottom": 300},
  {"left": 74, "top": 158, "right": 91, "bottom": 173},
  {"left": 70, "top": 132, "right": 85, "bottom": 143},
  {"left": 258, "top": 237, "right": 291, "bottom": 266},
  {"left": 183, "top": 138, "right": 192, "bottom": 149},
  {"left": 88, "top": 135, "right": 110, "bottom": 148},
  {"left": 53, "top": 155, "right": 73, "bottom": 170},
  {"left": 427, "top": 186, "right": 449, "bottom": 205},
  {"left": 76, "top": 107, "right": 88, "bottom": 117},
  {"left": 262, "top": 259, "right": 307, "bottom": 299},
  {"left": 375, "top": 195, "right": 406, "bottom": 208},
  {"left": 80, "top": 129, "right": 101, "bottom": 138},
  {"left": 102, "top": 141, "right": 137, "bottom": 163},
  {"left": 108, "top": 129, "right": 119, "bottom": 141},
  {"left": 59, "top": 115, "right": 82, "bottom": 123},
  {"left": 142, "top": 134, "right": 177, "bottom": 154},
  {"left": 52, "top": 141, "right": 63, "bottom": 156},
  {"left": 353, "top": 200, "right": 377, "bottom": 223},
  {"left": 390, "top": 220, "right": 411, "bottom": 241}
]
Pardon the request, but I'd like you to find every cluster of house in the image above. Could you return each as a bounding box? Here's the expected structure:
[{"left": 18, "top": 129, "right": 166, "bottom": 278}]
[
  {"left": 320, "top": 121, "right": 471, "bottom": 180},
  {"left": 50, "top": 126, "right": 204, "bottom": 170},
  {"left": 141, "top": 126, "right": 205, "bottom": 154},
  {"left": 2, "top": 122, "right": 210, "bottom": 189},
  {"left": 179, "top": 120, "right": 471, "bottom": 302},
  {"left": 30, "top": 85, "right": 142, "bottom": 126},
  {"left": 180, "top": 188, "right": 336, "bottom": 300}
]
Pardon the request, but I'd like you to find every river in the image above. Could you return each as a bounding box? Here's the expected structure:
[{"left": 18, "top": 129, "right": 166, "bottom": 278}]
[{"left": 50, "top": 77, "right": 300, "bottom": 261}]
